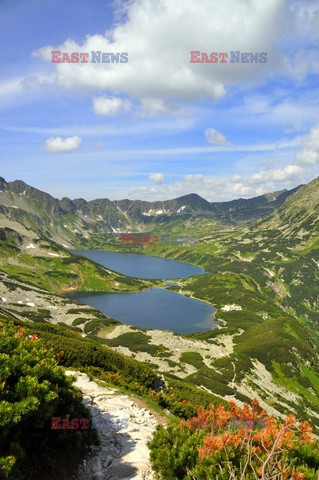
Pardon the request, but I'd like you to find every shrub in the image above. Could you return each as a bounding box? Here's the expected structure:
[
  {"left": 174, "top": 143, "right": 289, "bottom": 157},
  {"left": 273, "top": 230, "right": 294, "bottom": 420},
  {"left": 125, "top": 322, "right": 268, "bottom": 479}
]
[
  {"left": 180, "top": 352, "right": 205, "bottom": 369},
  {"left": 149, "top": 398, "right": 319, "bottom": 479},
  {"left": 0, "top": 320, "right": 97, "bottom": 480}
]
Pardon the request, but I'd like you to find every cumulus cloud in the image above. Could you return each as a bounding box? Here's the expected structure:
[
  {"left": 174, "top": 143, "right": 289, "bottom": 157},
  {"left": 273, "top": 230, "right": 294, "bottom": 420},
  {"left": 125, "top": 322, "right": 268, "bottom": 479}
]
[
  {"left": 295, "top": 124, "right": 319, "bottom": 165},
  {"left": 149, "top": 173, "right": 164, "bottom": 184},
  {"left": 34, "top": 0, "right": 284, "bottom": 108},
  {"left": 139, "top": 98, "right": 179, "bottom": 116},
  {"left": 205, "top": 128, "right": 230, "bottom": 145},
  {"left": 250, "top": 164, "right": 303, "bottom": 184},
  {"left": 128, "top": 174, "right": 257, "bottom": 201},
  {"left": 128, "top": 169, "right": 305, "bottom": 202},
  {"left": 127, "top": 123, "right": 319, "bottom": 201},
  {"left": 44, "top": 136, "right": 82, "bottom": 152},
  {"left": 92, "top": 95, "right": 131, "bottom": 115}
]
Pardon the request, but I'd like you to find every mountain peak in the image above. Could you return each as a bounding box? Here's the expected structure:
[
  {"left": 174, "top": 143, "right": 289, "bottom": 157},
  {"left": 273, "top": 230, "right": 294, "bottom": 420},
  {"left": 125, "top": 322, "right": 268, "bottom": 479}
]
[
  {"left": 0, "top": 177, "right": 7, "bottom": 190},
  {"left": 177, "top": 193, "right": 204, "bottom": 200}
]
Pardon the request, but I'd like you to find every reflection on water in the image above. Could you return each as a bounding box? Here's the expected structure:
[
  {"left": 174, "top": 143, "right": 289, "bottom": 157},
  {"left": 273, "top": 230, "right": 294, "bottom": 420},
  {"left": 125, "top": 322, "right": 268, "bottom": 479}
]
[
  {"left": 69, "top": 288, "right": 217, "bottom": 334},
  {"left": 72, "top": 249, "right": 204, "bottom": 279}
]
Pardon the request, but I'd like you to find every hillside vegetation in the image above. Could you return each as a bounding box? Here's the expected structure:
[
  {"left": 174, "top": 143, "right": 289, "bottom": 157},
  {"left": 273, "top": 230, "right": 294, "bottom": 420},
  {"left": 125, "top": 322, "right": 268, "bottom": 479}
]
[
  {"left": 0, "top": 320, "right": 97, "bottom": 480},
  {"left": 0, "top": 176, "right": 319, "bottom": 478}
]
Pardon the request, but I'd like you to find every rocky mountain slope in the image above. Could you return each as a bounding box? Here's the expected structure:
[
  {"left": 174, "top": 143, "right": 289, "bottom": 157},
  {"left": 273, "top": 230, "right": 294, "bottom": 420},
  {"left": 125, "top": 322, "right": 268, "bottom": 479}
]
[
  {"left": 0, "top": 176, "right": 301, "bottom": 247},
  {"left": 100, "top": 175, "right": 319, "bottom": 431},
  {"left": 1, "top": 174, "right": 318, "bottom": 439}
]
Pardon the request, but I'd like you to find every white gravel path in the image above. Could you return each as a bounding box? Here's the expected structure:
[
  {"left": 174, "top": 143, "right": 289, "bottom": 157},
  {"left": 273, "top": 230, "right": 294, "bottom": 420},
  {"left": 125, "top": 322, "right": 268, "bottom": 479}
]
[{"left": 66, "top": 370, "right": 157, "bottom": 480}]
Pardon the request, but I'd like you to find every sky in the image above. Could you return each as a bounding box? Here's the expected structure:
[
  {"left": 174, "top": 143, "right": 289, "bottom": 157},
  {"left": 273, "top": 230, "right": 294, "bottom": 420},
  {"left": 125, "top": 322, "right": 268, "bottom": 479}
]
[{"left": 1, "top": 0, "right": 319, "bottom": 202}]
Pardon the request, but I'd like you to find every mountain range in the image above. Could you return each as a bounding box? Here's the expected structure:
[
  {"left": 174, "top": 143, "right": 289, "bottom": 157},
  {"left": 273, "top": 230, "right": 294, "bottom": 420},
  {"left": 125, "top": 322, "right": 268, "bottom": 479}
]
[
  {"left": 0, "top": 174, "right": 318, "bottom": 437},
  {"left": 0, "top": 176, "right": 302, "bottom": 246}
]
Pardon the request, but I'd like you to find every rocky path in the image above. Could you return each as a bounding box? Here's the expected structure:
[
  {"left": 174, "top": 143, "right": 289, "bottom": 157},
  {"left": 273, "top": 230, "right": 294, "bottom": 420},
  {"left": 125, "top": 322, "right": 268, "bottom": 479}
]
[{"left": 65, "top": 370, "right": 159, "bottom": 480}]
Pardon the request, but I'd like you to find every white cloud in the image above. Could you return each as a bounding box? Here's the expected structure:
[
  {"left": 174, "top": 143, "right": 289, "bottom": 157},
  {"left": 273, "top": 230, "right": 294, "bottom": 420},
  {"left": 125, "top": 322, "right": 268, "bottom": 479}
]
[
  {"left": 139, "top": 98, "right": 178, "bottom": 116},
  {"left": 184, "top": 174, "right": 204, "bottom": 183},
  {"left": 2, "top": 117, "right": 195, "bottom": 137},
  {"left": 34, "top": 0, "right": 284, "bottom": 109},
  {"left": 44, "top": 136, "right": 82, "bottom": 152},
  {"left": 250, "top": 164, "right": 303, "bottom": 184},
  {"left": 295, "top": 124, "right": 319, "bottom": 165},
  {"left": 0, "top": 78, "right": 24, "bottom": 98},
  {"left": 128, "top": 169, "right": 307, "bottom": 202},
  {"left": 282, "top": 2, "right": 319, "bottom": 78},
  {"left": 127, "top": 175, "right": 252, "bottom": 201},
  {"left": 92, "top": 95, "right": 131, "bottom": 115},
  {"left": 127, "top": 123, "right": 319, "bottom": 201},
  {"left": 205, "top": 128, "right": 230, "bottom": 145},
  {"left": 149, "top": 173, "right": 164, "bottom": 184},
  {"left": 0, "top": 72, "right": 55, "bottom": 110}
]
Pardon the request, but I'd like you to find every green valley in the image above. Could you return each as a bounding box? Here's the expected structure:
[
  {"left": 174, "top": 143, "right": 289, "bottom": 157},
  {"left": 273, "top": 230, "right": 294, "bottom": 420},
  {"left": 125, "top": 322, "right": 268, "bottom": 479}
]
[{"left": 0, "top": 175, "right": 318, "bottom": 478}]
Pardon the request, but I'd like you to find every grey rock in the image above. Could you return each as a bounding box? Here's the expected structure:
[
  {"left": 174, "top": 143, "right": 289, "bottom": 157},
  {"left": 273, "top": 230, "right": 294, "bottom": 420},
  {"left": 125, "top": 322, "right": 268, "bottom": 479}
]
[
  {"left": 104, "top": 454, "right": 113, "bottom": 467},
  {"left": 92, "top": 473, "right": 104, "bottom": 480},
  {"left": 91, "top": 455, "right": 102, "bottom": 472}
]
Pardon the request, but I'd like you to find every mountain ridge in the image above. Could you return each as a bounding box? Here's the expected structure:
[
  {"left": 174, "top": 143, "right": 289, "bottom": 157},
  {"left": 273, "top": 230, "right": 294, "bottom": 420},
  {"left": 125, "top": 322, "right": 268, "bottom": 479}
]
[
  {"left": 0, "top": 176, "right": 303, "bottom": 248},
  {"left": 0, "top": 174, "right": 319, "bottom": 440},
  {"left": 0, "top": 176, "right": 302, "bottom": 217}
]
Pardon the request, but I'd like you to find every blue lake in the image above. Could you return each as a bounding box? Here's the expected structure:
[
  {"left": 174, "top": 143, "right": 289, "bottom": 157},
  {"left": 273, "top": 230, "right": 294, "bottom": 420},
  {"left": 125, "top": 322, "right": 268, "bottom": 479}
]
[
  {"left": 70, "top": 250, "right": 216, "bottom": 333},
  {"left": 72, "top": 249, "right": 204, "bottom": 279},
  {"left": 69, "top": 288, "right": 217, "bottom": 334}
]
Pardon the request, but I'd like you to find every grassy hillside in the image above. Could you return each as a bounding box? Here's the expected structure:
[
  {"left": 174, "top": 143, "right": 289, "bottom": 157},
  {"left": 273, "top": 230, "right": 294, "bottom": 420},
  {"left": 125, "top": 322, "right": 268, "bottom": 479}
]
[
  {"left": 0, "top": 221, "right": 153, "bottom": 294},
  {"left": 84, "top": 177, "right": 319, "bottom": 430},
  {"left": 0, "top": 175, "right": 318, "bottom": 438}
]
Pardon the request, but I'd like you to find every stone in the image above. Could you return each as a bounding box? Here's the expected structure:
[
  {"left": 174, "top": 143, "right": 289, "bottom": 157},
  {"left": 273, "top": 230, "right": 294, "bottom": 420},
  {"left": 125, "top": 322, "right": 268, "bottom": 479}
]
[
  {"left": 92, "top": 473, "right": 104, "bottom": 480},
  {"left": 91, "top": 456, "right": 102, "bottom": 472},
  {"left": 104, "top": 454, "right": 113, "bottom": 467}
]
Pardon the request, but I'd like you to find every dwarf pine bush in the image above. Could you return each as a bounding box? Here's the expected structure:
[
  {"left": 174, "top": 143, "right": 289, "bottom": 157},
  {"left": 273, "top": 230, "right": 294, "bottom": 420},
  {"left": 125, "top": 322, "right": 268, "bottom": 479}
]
[
  {"left": 0, "top": 320, "right": 96, "bottom": 480},
  {"left": 149, "top": 399, "right": 319, "bottom": 479}
]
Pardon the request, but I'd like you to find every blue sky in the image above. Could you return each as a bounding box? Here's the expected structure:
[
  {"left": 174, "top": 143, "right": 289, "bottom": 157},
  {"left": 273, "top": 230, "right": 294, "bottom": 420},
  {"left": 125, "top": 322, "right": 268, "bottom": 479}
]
[{"left": 1, "top": 0, "right": 319, "bottom": 201}]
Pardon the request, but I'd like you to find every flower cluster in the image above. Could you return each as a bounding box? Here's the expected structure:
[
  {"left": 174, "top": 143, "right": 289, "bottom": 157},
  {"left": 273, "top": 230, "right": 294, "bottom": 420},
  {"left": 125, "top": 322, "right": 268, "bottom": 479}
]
[{"left": 149, "top": 399, "right": 319, "bottom": 480}]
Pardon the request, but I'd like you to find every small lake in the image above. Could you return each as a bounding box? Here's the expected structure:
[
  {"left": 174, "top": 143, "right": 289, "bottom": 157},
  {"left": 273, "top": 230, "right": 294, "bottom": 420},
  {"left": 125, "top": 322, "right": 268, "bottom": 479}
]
[
  {"left": 69, "top": 288, "right": 217, "bottom": 334},
  {"left": 72, "top": 249, "right": 204, "bottom": 279},
  {"left": 69, "top": 249, "right": 216, "bottom": 333}
]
